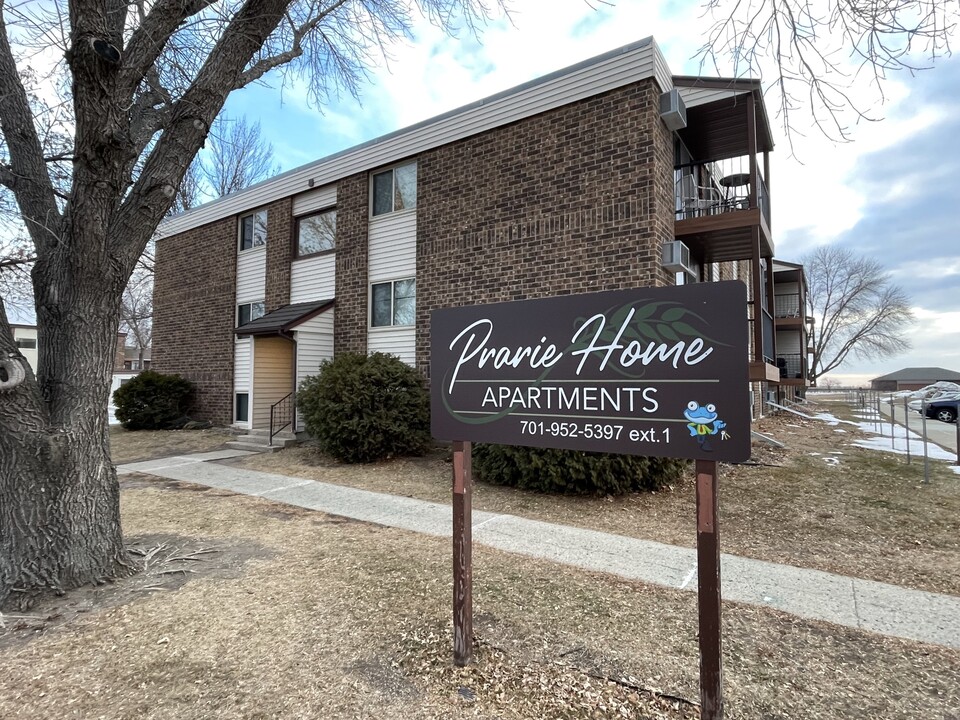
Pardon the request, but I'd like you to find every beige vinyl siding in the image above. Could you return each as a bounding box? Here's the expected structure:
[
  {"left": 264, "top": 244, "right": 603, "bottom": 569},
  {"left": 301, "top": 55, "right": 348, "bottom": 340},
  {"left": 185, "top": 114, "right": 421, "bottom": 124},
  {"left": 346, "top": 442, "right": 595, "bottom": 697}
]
[
  {"left": 292, "top": 184, "right": 337, "bottom": 216},
  {"left": 367, "top": 208, "right": 416, "bottom": 366},
  {"left": 290, "top": 254, "right": 335, "bottom": 304},
  {"left": 368, "top": 211, "right": 416, "bottom": 282},
  {"left": 293, "top": 310, "right": 335, "bottom": 431},
  {"left": 236, "top": 246, "right": 266, "bottom": 303},
  {"left": 233, "top": 338, "right": 252, "bottom": 427},
  {"left": 677, "top": 86, "right": 749, "bottom": 109},
  {"left": 158, "top": 38, "right": 665, "bottom": 239},
  {"left": 251, "top": 337, "right": 294, "bottom": 430},
  {"left": 367, "top": 326, "right": 416, "bottom": 366}
]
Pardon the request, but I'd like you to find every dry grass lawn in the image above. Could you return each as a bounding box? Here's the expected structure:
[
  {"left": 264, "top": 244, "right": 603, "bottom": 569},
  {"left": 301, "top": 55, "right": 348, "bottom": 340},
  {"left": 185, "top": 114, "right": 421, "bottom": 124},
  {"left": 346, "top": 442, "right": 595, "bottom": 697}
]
[
  {"left": 1, "top": 477, "right": 957, "bottom": 719},
  {"left": 233, "top": 399, "right": 960, "bottom": 596},
  {"left": 110, "top": 426, "right": 236, "bottom": 464}
]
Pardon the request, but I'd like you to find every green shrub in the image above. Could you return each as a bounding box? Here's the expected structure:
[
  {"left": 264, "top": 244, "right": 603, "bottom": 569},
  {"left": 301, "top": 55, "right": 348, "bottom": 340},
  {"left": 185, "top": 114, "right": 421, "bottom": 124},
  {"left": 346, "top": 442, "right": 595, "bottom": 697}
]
[
  {"left": 297, "top": 352, "right": 431, "bottom": 463},
  {"left": 112, "top": 370, "right": 196, "bottom": 431},
  {"left": 473, "top": 444, "right": 687, "bottom": 496}
]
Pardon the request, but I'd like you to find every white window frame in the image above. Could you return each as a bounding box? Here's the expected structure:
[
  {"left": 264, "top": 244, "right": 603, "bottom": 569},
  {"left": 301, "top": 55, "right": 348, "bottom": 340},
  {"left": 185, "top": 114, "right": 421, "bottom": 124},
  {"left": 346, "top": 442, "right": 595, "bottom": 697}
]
[
  {"left": 369, "top": 278, "right": 416, "bottom": 328},
  {"left": 237, "top": 300, "right": 266, "bottom": 327},
  {"left": 295, "top": 207, "right": 337, "bottom": 258},
  {"left": 370, "top": 162, "right": 417, "bottom": 217},
  {"left": 235, "top": 392, "right": 250, "bottom": 424},
  {"left": 238, "top": 209, "right": 268, "bottom": 252}
]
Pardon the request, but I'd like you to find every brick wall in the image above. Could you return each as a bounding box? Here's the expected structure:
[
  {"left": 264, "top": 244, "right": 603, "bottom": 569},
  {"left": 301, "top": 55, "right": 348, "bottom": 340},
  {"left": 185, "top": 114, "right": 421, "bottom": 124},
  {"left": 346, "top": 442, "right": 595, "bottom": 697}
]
[
  {"left": 334, "top": 172, "right": 370, "bottom": 353},
  {"left": 155, "top": 78, "right": 681, "bottom": 419},
  {"left": 265, "top": 197, "right": 293, "bottom": 312},
  {"left": 414, "top": 79, "right": 676, "bottom": 376},
  {"left": 152, "top": 215, "right": 238, "bottom": 425},
  {"left": 114, "top": 332, "right": 127, "bottom": 371}
]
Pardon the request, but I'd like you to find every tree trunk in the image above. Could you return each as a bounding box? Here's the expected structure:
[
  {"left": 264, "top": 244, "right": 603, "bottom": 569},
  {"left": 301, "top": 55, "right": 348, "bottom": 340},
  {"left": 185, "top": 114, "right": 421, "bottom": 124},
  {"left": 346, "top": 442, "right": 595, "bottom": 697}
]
[{"left": 0, "top": 261, "right": 133, "bottom": 610}]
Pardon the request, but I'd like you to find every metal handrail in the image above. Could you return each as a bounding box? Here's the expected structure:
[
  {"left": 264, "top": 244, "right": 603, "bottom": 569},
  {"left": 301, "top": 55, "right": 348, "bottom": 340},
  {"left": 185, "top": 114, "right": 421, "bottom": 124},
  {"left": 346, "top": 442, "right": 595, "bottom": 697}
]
[{"left": 269, "top": 392, "right": 294, "bottom": 446}]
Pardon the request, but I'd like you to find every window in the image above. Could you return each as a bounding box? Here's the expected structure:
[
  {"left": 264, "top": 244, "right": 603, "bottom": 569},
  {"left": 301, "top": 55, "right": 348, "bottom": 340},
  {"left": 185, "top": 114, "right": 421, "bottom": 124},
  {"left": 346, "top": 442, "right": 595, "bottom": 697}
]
[
  {"left": 235, "top": 393, "right": 249, "bottom": 423},
  {"left": 239, "top": 210, "right": 268, "bottom": 251},
  {"left": 237, "top": 301, "right": 266, "bottom": 327},
  {"left": 372, "top": 162, "right": 417, "bottom": 216},
  {"left": 371, "top": 278, "right": 415, "bottom": 327},
  {"left": 296, "top": 209, "right": 336, "bottom": 257},
  {"left": 15, "top": 337, "right": 37, "bottom": 349}
]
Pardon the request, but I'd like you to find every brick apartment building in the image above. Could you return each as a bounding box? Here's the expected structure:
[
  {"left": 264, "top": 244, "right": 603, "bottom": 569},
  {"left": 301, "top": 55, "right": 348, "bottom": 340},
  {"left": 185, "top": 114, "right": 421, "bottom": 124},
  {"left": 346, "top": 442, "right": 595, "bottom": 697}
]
[{"left": 153, "top": 37, "right": 810, "bottom": 434}]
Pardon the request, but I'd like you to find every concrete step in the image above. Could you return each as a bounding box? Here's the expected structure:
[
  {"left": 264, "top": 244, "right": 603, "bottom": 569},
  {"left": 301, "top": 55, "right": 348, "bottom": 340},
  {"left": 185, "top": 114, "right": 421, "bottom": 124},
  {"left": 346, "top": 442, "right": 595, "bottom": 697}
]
[
  {"left": 224, "top": 441, "right": 286, "bottom": 454},
  {"left": 225, "top": 431, "right": 299, "bottom": 454},
  {"left": 244, "top": 428, "right": 296, "bottom": 440}
]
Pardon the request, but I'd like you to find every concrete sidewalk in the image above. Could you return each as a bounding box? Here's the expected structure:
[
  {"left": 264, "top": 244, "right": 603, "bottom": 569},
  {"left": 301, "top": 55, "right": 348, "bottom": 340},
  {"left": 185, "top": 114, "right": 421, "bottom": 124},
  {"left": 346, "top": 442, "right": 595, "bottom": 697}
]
[{"left": 118, "top": 450, "right": 960, "bottom": 651}]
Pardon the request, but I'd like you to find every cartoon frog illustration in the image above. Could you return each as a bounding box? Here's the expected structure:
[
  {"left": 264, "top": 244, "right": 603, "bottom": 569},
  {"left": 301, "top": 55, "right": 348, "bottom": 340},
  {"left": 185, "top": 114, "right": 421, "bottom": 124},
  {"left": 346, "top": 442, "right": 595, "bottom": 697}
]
[{"left": 684, "top": 401, "right": 727, "bottom": 451}]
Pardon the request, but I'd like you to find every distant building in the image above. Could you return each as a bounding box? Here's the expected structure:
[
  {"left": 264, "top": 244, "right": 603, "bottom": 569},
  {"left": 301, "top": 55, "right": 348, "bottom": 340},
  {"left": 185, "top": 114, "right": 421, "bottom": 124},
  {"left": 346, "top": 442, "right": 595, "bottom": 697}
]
[
  {"left": 12, "top": 324, "right": 131, "bottom": 374},
  {"left": 870, "top": 367, "right": 960, "bottom": 392},
  {"left": 123, "top": 346, "right": 152, "bottom": 371},
  {"left": 11, "top": 324, "right": 38, "bottom": 371}
]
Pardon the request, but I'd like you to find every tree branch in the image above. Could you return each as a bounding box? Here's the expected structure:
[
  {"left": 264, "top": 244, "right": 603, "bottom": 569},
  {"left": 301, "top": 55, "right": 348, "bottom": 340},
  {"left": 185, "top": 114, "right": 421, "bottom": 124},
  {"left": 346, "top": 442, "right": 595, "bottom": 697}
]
[
  {"left": 237, "top": 0, "right": 350, "bottom": 87},
  {"left": 110, "top": 0, "right": 294, "bottom": 275},
  {"left": 0, "top": 5, "right": 62, "bottom": 253},
  {"left": 0, "top": 255, "right": 35, "bottom": 270},
  {"left": 117, "top": 0, "right": 219, "bottom": 105}
]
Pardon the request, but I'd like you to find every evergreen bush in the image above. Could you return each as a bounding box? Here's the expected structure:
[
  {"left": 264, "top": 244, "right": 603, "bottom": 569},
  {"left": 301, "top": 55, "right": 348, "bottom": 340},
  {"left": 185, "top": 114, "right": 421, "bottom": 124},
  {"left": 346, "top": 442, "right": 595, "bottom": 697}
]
[
  {"left": 473, "top": 444, "right": 687, "bottom": 496},
  {"left": 112, "top": 370, "right": 196, "bottom": 430},
  {"left": 297, "top": 352, "right": 431, "bottom": 463}
]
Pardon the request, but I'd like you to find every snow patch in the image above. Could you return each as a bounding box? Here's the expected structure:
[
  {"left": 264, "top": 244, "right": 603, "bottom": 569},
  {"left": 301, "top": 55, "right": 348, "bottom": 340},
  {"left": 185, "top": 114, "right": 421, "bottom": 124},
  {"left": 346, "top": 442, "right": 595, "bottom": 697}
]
[{"left": 851, "top": 435, "right": 956, "bottom": 461}]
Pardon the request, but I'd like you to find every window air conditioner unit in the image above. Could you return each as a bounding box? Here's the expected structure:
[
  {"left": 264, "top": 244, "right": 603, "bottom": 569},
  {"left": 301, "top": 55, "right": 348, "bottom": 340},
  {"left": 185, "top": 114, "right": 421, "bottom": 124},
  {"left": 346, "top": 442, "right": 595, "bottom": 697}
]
[
  {"left": 662, "top": 240, "right": 695, "bottom": 276},
  {"left": 659, "top": 89, "right": 687, "bottom": 131}
]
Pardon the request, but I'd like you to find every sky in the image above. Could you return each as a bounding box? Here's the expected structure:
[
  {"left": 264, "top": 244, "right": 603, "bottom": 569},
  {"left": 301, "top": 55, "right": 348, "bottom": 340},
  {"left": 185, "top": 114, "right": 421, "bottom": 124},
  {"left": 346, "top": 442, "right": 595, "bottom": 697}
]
[
  {"left": 9, "top": 0, "right": 956, "bottom": 387},
  {"left": 215, "top": 0, "right": 958, "bottom": 388}
]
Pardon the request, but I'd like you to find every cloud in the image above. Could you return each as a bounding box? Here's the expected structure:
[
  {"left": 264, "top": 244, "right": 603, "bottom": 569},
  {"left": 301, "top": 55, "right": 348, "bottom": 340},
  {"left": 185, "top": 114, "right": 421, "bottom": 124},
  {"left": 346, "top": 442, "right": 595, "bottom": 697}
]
[{"left": 229, "top": 0, "right": 715, "bottom": 172}]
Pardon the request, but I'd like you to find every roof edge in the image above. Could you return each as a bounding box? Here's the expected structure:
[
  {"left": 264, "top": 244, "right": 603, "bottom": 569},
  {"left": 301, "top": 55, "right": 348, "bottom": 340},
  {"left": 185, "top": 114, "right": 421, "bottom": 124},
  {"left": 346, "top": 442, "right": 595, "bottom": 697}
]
[{"left": 159, "top": 37, "right": 667, "bottom": 239}]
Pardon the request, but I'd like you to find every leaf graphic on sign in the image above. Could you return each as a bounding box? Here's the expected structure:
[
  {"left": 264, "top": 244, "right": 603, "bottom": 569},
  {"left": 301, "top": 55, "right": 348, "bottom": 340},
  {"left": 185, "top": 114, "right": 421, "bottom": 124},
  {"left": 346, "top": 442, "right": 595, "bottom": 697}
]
[
  {"left": 661, "top": 307, "right": 687, "bottom": 322},
  {"left": 658, "top": 324, "right": 680, "bottom": 341}
]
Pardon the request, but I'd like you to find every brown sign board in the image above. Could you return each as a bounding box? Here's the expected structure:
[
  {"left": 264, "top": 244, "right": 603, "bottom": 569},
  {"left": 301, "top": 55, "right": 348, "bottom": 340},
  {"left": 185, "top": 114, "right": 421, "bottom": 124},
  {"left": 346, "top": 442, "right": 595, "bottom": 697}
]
[{"left": 431, "top": 282, "right": 751, "bottom": 463}]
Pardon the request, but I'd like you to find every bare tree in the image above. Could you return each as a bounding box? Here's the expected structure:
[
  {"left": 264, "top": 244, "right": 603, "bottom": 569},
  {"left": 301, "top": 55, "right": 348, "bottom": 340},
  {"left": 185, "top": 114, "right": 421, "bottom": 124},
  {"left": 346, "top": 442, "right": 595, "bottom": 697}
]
[
  {"left": 0, "top": 0, "right": 504, "bottom": 609},
  {"left": 126, "top": 116, "right": 277, "bottom": 354},
  {"left": 203, "top": 115, "right": 280, "bottom": 197},
  {"left": 120, "top": 268, "right": 153, "bottom": 367},
  {"left": 805, "top": 245, "right": 915, "bottom": 383},
  {"left": 699, "top": 0, "right": 959, "bottom": 143}
]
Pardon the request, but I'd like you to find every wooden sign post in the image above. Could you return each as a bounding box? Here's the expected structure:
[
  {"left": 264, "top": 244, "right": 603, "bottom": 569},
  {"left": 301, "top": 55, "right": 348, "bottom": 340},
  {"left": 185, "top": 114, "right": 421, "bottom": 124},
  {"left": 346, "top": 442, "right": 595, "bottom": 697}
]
[
  {"left": 452, "top": 440, "right": 473, "bottom": 666},
  {"left": 696, "top": 459, "right": 722, "bottom": 718},
  {"left": 431, "top": 283, "right": 750, "bottom": 717}
]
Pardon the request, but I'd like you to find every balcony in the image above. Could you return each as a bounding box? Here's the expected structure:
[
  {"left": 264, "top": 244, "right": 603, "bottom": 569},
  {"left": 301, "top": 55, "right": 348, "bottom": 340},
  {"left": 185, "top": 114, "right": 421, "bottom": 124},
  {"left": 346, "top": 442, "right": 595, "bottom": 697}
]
[
  {"left": 748, "top": 299, "right": 780, "bottom": 383},
  {"left": 674, "top": 156, "right": 774, "bottom": 263},
  {"left": 670, "top": 80, "right": 779, "bottom": 384},
  {"left": 776, "top": 354, "right": 808, "bottom": 386}
]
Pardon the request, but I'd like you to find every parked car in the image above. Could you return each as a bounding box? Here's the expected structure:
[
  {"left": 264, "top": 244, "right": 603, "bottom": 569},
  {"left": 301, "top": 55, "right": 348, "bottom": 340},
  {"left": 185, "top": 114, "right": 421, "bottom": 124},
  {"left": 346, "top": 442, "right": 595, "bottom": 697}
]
[
  {"left": 909, "top": 391, "right": 960, "bottom": 413},
  {"left": 924, "top": 398, "right": 959, "bottom": 423}
]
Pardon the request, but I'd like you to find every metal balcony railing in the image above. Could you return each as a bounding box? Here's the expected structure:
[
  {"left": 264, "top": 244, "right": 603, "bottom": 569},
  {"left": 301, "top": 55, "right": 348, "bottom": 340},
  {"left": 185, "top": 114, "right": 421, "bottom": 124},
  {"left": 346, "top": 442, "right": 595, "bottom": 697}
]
[
  {"left": 774, "top": 293, "right": 802, "bottom": 318},
  {"left": 675, "top": 157, "right": 770, "bottom": 224},
  {"left": 776, "top": 354, "right": 805, "bottom": 379}
]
